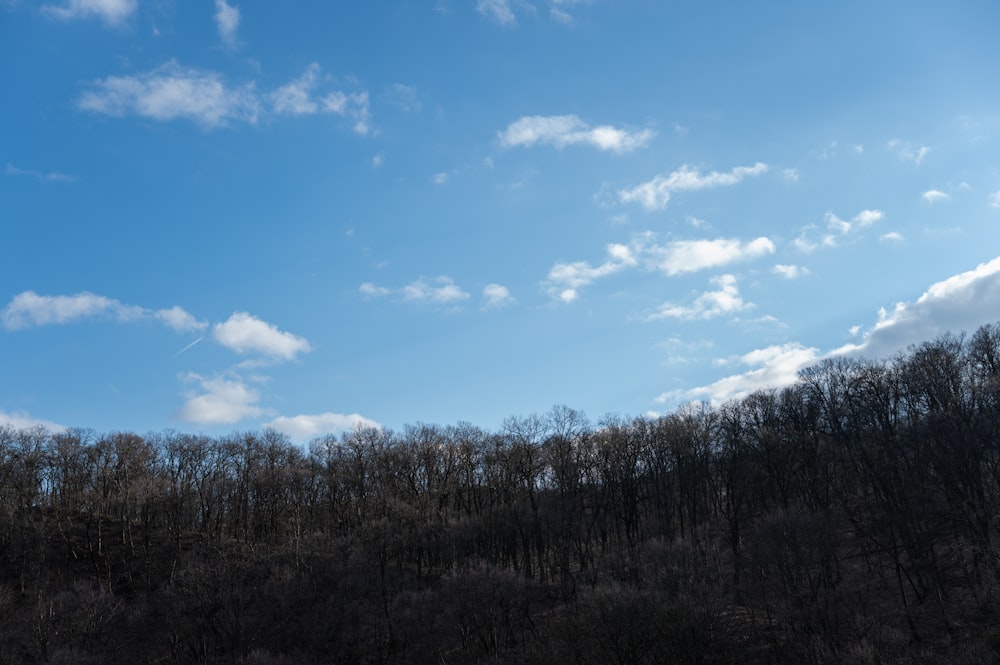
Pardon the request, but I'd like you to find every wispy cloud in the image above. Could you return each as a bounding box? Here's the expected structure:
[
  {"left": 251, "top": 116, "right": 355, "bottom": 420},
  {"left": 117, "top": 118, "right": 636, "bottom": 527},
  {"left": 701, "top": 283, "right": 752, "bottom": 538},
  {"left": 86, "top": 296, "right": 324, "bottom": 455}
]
[
  {"left": 212, "top": 312, "right": 311, "bottom": 361},
  {"left": 793, "top": 209, "right": 884, "bottom": 252},
  {"left": 5, "top": 163, "right": 75, "bottom": 183},
  {"left": 888, "top": 139, "right": 930, "bottom": 165},
  {"left": 499, "top": 115, "right": 654, "bottom": 154},
  {"left": 618, "top": 162, "right": 768, "bottom": 210},
  {"left": 79, "top": 61, "right": 371, "bottom": 133},
  {"left": 545, "top": 243, "right": 636, "bottom": 303},
  {"left": 483, "top": 283, "right": 515, "bottom": 308},
  {"left": 477, "top": 0, "right": 517, "bottom": 25},
  {"left": 214, "top": 0, "right": 241, "bottom": 49},
  {"left": 647, "top": 274, "right": 752, "bottom": 321},
  {"left": 772, "top": 264, "right": 810, "bottom": 279},
  {"left": 360, "top": 276, "right": 471, "bottom": 305},
  {"left": 177, "top": 373, "right": 265, "bottom": 424},
  {"left": 990, "top": 190, "right": 1000, "bottom": 209},
  {"left": 42, "top": 0, "right": 136, "bottom": 25},
  {"left": 544, "top": 235, "right": 774, "bottom": 303},
  {"left": 264, "top": 412, "right": 380, "bottom": 442},
  {"left": 1, "top": 291, "right": 205, "bottom": 332},
  {"left": 78, "top": 61, "right": 260, "bottom": 128}
]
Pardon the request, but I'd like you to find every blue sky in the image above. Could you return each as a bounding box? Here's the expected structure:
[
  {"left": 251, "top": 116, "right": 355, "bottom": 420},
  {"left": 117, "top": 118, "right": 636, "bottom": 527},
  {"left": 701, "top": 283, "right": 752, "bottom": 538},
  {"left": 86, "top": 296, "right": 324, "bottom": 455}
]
[{"left": 4, "top": 0, "right": 1000, "bottom": 441}]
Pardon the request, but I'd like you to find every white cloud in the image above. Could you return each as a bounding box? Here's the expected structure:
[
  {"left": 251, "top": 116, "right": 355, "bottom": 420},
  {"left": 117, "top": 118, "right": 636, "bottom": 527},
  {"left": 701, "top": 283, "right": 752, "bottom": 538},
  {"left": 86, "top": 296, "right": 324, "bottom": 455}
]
[
  {"left": 640, "top": 236, "right": 775, "bottom": 275},
  {"left": 0, "top": 411, "right": 67, "bottom": 433},
  {"left": 648, "top": 274, "right": 751, "bottom": 321},
  {"left": 359, "top": 282, "right": 390, "bottom": 297},
  {"left": 43, "top": 0, "right": 136, "bottom": 25},
  {"left": 483, "top": 283, "right": 515, "bottom": 308},
  {"left": 1, "top": 291, "right": 201, "bottom": 331},
  {"left": 922, "top": 189, "right": 950, "bottom": 204},
  {"left": 433, "top": 172, "right": 449, "bottom": 185},
  {"left": 154, "top": 306, "right": 208, "bottom": 332},
  {"left": 214, "top": 0, "right": 241, "bottom": 49},
  {"left": 212, "top": 312, "right": 311, "bottom": 360},
  {"left": 78, "top": 61, "right": 260, "bottom": 128},
  {"left": 545, "top": 242, "right": 636, "bottom": 302},
  {"left": 990, "top": 190, "right": 1000, "bottom": 209},
  {"left": 772, "top": 264, "right": 810, "bottom": 279},
  {"left": 657, "top": 343, "right": 821, "bottom": 406},
  {"left": 782, "top": 168, "right": 800, "bottom": 182},
  {"left": 402, "top": 276, "right": 470, "bottom": 304},
  {"left": 661, "top": 255, "right": 1000, "bottom": 406},
  {"left": 385, "top": 83, "right": 421, "bottom": 113},
  {"left": 618, "top": 162, "right": 768, "bottom": 210},
  {"left": 177, "top": 373, "right": 265, "bottom": 424},
  {"left": 5, "top": 163, "right": 75, "bottom": 183},
  {"left": 794, "top": 209, "right": 884, "bottom": 252},
  {"left": 79, "top": 61, "right": 371, "bottom": 133},
  {"left": 880, "top": 231, "right": 904, "bottom": 243},
  {"left": 499, "top": 115, "right": 654, "bottom": 154},
  {"left": 264, "top": 412, "right": 380, "bottom": 442},
  {"left": 888, "top": 139, "right": 930, "bottom": 165},
  {"left": 477, "top": 0, "right": 516, "bottom": 25},
  {"left": 270, "top": 63, "right": 321, "bottom": 115}
]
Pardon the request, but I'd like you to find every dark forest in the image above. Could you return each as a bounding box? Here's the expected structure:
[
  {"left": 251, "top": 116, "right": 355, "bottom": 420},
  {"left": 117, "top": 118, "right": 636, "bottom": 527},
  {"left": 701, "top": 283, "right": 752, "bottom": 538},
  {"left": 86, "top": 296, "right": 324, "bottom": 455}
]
[{"left": 4, "top": 324, "right": 1000, "bottom": 664}]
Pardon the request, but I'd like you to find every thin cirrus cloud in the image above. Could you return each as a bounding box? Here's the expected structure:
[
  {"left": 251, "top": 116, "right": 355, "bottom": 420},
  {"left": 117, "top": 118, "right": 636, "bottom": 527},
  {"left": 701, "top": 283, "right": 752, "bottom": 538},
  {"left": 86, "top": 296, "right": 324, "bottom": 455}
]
[
  {"left": 214, "top": 0, "right": 241, "bottom": 49},
  {"left": 617, "top": 162, "right": 769, "bottom": 210},
  {"left": 79, "top": 61, "right": 370, "bottom": 133},
  {"left": 212, "top": 312, "right": 311, "bottom": 361},
  {"left": 793, "top": 209, "right": 884, "bottom": 252},
  {"left": 6, "top": 163, "right": 76, "bottom": 183},
  {"left": 498, "top": 115, "right": 654, "bottom": 154},
  {"left": 659, "top": 254, "right": 1000, "bottom": 406},
  {"left": 888, "top": 139, "right": 930, "bottom": 165},
  {"left": 263, "top": 412, "right": 381, "bottom": 442},
  {"left": 477, "top": 0, "right": 594, "bottom": 26},
  {"left": 360, "top": 276, "right": 472, "bottom": 305},
  {"left": 0, "top": 291, "right": 206, "bottom": 332},
  {"left": 42, "top": 0, "right": 136, "bottom": 25}
]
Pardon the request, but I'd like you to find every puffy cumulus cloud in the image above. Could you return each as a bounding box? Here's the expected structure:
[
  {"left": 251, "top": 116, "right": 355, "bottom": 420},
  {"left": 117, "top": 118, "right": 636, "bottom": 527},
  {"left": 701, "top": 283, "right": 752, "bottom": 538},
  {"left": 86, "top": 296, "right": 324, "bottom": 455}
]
[
  {"left": 78, "top": 61, "right": 260, "bottom": 128},
  {"left": 264, "top": 412, "right": 381, "bottom": 442},
  {"left": 841, "top": 255, "right": 1000, "bottom": 360},
  {"left": 212, "top": 312, "right": 311, "bottom": 361},
  {"left": 772, "top": 264, "right": 810, "bottom": 279},
  {"left": 499, "top": 115, "right": 654, "bottom": 154},
  {"left": 177, "top": 373, "right": 265, "bottom": 425},
  {"left": 922, "top": 189, "right": 950, "bottom": 204},
  {"left": 0, "top": 411, "right": 67, "bottom": 433},
  {"left": 647, "top": 274, "right": 752, "bottom": 321},
  {"left": 888, "top": 139, "right": 930, "bottom": 165},
  {"left": 402, "top": 276, "right": 470, "bottom": 304},
  {"left": 545, "top": 242, "right": 637, "bottom": 303},
  {"left": 482, "top": 283, "right": 515, "bottom": 309},
  {"left": 659, "top": 255, "right": 1000, "bottom": 407},
  {"left": 43, "top": 0, "right": 136, "bottom": 25},
  {"left": 640, "top": 236, "right": 775, "bottom": 276},
  {"left": 214, "top": 0, "right": 241, "bottom": 49},
  {"left": 618, "top": 162, "right": 768, "bottom": 210},
  {"left": 359, "top": 282, "right": 390, "bottom": 297},
  {"left": 1, "top": 291, "right": 204, "bottom": 332},
  {"left": 657, "top": 343, "right": 822, "bottom": 406}
]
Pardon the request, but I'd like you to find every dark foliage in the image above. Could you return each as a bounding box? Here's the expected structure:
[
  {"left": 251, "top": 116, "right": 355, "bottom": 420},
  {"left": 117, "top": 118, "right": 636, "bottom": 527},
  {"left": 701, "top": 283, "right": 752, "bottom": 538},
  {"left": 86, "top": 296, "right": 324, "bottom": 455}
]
[{"left": 4, "top": 325, "right": 1000, "bottom": 663}]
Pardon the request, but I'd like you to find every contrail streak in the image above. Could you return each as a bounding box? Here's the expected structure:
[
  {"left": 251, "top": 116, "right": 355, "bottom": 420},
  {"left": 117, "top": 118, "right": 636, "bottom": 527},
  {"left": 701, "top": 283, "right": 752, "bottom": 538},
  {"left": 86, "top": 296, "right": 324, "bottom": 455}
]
[{"left": 172, "top": 336, "right": 204, "bottom": 358}]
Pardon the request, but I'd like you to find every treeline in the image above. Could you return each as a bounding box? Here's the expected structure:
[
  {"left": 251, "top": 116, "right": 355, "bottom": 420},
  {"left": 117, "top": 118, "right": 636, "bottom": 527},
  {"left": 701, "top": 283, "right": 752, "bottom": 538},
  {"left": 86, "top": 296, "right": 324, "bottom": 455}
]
[{"left": 3, "top": 325, "right": 1000, "bottom": 663}]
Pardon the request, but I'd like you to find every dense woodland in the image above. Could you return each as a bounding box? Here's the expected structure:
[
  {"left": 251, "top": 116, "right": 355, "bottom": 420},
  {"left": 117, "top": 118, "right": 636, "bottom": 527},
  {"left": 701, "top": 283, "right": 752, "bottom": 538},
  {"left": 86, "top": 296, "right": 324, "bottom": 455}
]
[{"left": 4, "top": 325, "right": 1000, "bottom": 663}]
